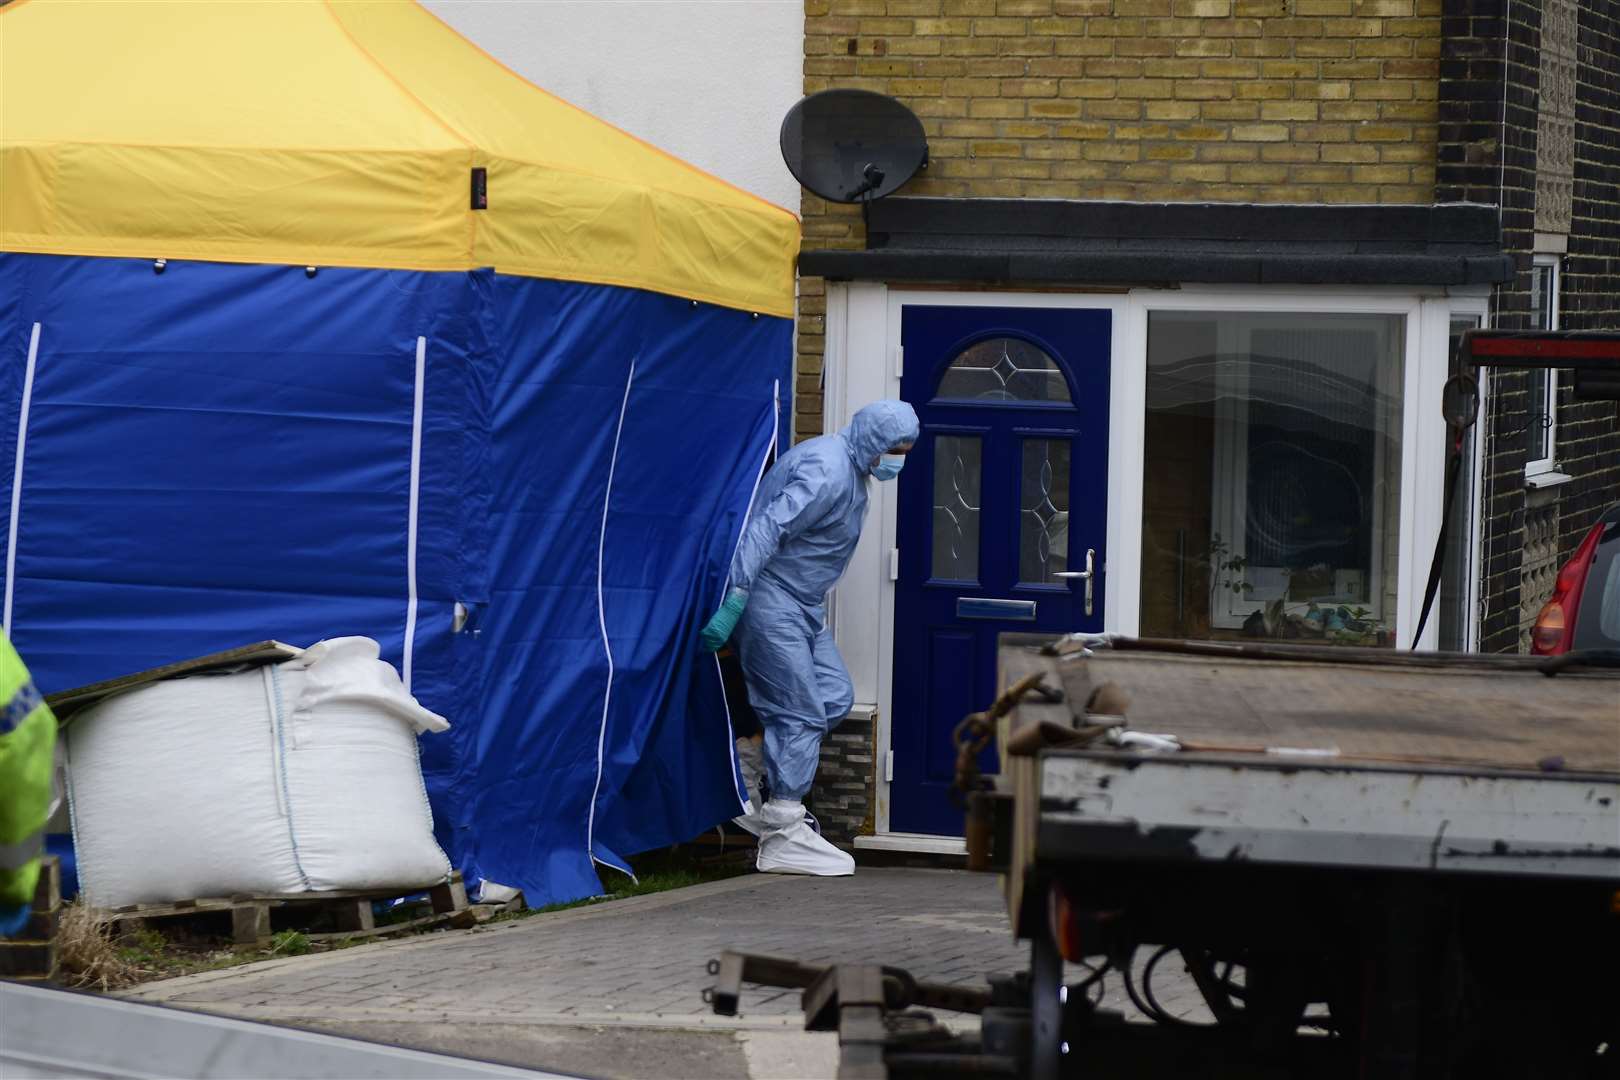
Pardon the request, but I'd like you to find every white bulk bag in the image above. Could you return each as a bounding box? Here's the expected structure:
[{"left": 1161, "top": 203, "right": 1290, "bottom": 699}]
[{"left": 67, "top": 637, "right": 451, "bottom": 909}]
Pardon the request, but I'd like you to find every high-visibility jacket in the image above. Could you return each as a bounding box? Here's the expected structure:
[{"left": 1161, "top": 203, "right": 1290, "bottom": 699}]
[{"left": 0, "top": 635, "right": 55, "bottom": 910}]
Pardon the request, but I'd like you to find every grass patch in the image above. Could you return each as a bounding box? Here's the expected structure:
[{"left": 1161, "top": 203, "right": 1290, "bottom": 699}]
[
  {"left": 494, "top": 846, "right": 749, "bottom": 922},
  {"left": 57, "top": 903, "right": 143, "bottom": 991},
  {"left": 58, "top": 906, "right": 251, "bottom": 988},
  {"left": 59, "top": 905, "right": 336, "bottom": 988}
]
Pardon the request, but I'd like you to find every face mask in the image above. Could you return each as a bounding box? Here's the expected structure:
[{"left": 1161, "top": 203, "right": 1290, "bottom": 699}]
[{"left": 872, "top": 454, "right": 906, "bottom": 482}]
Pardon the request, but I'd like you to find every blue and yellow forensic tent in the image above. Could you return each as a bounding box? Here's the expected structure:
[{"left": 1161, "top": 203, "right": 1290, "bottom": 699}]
[{"left": 0, "top": 0, "right": 797, "bottom": 904}]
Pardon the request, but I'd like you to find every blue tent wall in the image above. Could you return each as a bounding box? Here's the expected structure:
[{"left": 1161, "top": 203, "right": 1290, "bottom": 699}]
[
  {"left": 587, "top": 290, "right": 782, "bottom": 869},
  {"left": 0, "top": 252, "right": 791, "bottom": 907},
  {"left": 469, "top": 276, "right": 786, "bottom": 900},
  {"left": 0, "top": 255, "right": 474, "bottom": 693}
]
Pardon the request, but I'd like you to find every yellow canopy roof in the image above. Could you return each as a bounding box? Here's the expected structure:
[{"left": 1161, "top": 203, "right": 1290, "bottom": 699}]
[{"left": 0, "top": 0, "right": 798, "bottom": 316}]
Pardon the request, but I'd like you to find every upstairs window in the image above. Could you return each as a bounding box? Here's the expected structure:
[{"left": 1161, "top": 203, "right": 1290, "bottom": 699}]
[{"left": 1526, "top": 257, "right": 1561, "bottom": 477}]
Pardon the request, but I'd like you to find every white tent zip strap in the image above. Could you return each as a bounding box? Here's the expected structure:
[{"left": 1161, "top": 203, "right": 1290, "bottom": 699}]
[
  {"left": 727, "top": 379, "right": 782, "bottom": 596},
  {"left": 403, "top": 335, "right": 426, "bottom": 692},
  {"left": 714, "top": 378, "right": 782, "bottom": 815},
  {"left": 587, "top": 356, "right": 638, "bottom": 881},
  {"left": 4, "top": 323, "right": 42, "bottom": 635}
]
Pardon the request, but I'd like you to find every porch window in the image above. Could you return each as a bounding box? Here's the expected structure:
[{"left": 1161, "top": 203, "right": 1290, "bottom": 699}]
[
  {"left": 1525, "top": 257, "right": 1560, "bottom": 476},
  {"left": 1139, "top": 311, "right": 1405, "bottom": 646}
]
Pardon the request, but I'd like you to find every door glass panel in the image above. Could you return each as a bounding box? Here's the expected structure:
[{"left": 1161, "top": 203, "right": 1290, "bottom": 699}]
[
  {"left": 935, "top": 337, "right": 1072, "bottom": 403},
  {"left": 1019, "top": 439, "right": 1071, "bottom": 584},
  {"left": 931, "top": 435, "right": 982, "bottom": 581}
]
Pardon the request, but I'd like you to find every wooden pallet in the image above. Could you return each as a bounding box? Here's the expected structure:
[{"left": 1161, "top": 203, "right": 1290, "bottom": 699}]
[
  {"left": 102, "top": 872, "right": 471, "bottom": 947},
  {"left": 679, "top": 830, "right": 760, "bottom": 869},
  {"left": 0, "top": 857, "right": 62, "bottom": 982}
]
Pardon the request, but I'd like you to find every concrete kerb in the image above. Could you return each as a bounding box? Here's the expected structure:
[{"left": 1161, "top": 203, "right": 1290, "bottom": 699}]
[
  {"left": 160, "top": 1002, "right": 825, "bottom": 1032},
  {"left": 123, "top": 873, "right": 799, "bottom": 1004},
  {"left": 172, "top": 1002, "right": 984, "bottom": 1037}
]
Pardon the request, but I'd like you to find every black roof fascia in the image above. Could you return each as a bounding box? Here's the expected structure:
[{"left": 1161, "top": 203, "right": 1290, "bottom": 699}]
[
  {"left": 865, "top": 198, "right": 1504, "bottom": 245},
  {"left": 798, "top": 199, "right": 1513, "bottom": 287}
]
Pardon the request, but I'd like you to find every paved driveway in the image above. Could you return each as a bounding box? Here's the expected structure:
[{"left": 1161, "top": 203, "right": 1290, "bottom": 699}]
[
  {"left": 126, "top": 868, "right": 1029, "bottom": 1078},
  {"left": 126, "top": 867, "right": 1205, "bottom": 1077}
]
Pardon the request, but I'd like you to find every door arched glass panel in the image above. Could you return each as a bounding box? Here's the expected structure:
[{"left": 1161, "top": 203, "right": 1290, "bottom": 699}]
[{"left": 933, "top": 336, "right": 1072, "bottom": 403}]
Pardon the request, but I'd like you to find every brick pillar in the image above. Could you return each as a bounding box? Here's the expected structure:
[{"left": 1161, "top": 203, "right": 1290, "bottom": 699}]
[
  {"left": 809, "top": 711, "right": 877, "bottom": 844},
  {"left": 1450, "top": 0, "right": 1620, "bottom": 652},
  {"left": 1553, "top": 1, "right": 1620, "bottom": 555}
]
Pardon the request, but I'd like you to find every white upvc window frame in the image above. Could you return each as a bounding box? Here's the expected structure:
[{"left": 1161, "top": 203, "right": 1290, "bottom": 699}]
[
  {"left": 1525, "top": 255, "right": 1561, "bottom": 479},
  {"left": 1442, "top": 299, "right": 1491, "bottom": 652}
]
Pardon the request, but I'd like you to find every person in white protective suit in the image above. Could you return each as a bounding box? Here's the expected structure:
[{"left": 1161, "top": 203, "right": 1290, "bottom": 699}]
[{"left": 700, "top": 400, "right": 920, "bottom": 876}]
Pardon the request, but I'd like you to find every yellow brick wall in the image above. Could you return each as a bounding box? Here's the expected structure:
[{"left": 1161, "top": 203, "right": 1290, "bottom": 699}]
[{"left": 795, "top": 0, "right": 1442, "bottom": 439}]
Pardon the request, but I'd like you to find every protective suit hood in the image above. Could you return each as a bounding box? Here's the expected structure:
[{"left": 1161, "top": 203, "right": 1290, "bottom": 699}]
[{"left": 840, "top": 401, "right": 919, "bottom": 476}]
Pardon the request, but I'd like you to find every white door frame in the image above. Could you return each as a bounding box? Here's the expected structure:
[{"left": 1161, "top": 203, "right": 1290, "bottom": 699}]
[
  {"left": 1447, "top": 293, "right": 1492, "bottom": 652},
  {"left": 826, "top": 281, "right": 1463, "bottom": 844}
]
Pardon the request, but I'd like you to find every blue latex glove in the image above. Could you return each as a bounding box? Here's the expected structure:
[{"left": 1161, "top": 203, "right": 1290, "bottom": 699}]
[{"left": 700, "top": 587, "right": 749, "bottom": 652}]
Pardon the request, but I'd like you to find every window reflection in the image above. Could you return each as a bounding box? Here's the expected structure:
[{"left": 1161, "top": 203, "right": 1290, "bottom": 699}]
[{"left": 1140, "top": 312, "right": 1405, "bottom": 647}]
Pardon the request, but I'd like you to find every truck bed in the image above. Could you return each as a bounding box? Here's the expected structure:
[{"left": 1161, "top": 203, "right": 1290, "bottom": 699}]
[
  {"left": 1024, "top": 638, "right": 1619, "bottom": 775},
  {"left": 996, "top": 638, "right": 1620, "bottom": 931}
]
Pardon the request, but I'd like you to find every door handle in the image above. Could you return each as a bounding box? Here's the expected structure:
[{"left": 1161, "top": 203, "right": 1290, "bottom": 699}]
[{"left": 1054, "top": 548, "right": 1096, "bottom": 616}]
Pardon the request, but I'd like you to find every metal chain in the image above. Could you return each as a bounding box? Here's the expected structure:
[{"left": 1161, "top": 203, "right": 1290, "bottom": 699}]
[{"left": 950, "top": 672, "right": 1053, "bottom": 807}]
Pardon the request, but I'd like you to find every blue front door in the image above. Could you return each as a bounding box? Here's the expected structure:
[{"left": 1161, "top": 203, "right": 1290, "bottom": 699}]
[{"left": 890, "top": 304, "right": 1111, "bottom": 837}]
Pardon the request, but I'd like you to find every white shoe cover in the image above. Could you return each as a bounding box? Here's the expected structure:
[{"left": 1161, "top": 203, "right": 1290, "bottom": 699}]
[
  {"left": 732, "top": 739, "right": 766, "bottom": 836},
  {"left": 728, "top": 740, "right": 821, "bottom": 838},
  {"left": 757, "top": 799, "right": 854, "bottom": 876}
]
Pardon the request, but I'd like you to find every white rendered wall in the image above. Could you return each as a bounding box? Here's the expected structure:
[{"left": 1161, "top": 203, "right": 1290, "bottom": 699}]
[{"left": 423, "top": 1, "right": 802, "bottom": 212}]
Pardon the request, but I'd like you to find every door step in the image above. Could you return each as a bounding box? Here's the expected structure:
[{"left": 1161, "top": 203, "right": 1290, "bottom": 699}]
[{"left": 853, "top": 833, "right": 967, "bottom": 856}]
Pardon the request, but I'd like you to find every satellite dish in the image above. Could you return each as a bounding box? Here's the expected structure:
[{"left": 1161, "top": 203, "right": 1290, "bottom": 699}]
[{"left": 780, "top": 90, "right": 928, "bottom": 204}]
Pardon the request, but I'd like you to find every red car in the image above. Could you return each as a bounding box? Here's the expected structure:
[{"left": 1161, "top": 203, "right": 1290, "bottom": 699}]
[{"left": 1530, "top": 503, "right": 1620, "bottom": 654}]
